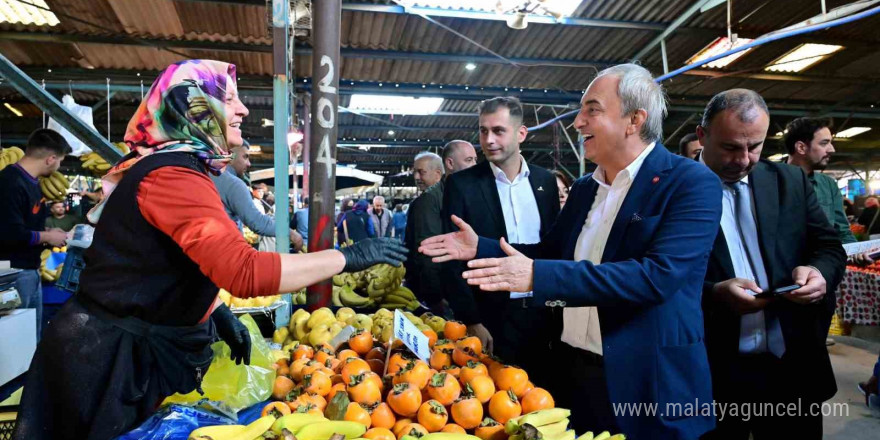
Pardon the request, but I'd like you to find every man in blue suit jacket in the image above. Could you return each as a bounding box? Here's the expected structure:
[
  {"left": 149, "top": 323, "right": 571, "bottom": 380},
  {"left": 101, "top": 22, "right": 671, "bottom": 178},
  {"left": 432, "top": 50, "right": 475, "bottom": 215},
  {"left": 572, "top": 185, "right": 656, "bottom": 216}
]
[{"left": 420, "top": 64, "right": 721, "bottom": 439}]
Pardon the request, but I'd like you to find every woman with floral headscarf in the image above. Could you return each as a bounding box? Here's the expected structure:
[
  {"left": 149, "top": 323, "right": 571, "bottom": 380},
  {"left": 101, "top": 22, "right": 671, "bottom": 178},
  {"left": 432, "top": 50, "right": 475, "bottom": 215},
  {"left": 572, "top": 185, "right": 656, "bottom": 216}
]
[{"left": 12, "top": 60, "right": 407, "bottom": 440}]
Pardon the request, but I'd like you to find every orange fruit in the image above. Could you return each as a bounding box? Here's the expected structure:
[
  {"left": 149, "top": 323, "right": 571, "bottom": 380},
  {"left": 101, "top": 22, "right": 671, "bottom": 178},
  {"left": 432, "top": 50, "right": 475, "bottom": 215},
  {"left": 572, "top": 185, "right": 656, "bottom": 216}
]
[
  {"left": 387, "top": 353, "right": 411, "bottom": 375},
  {"left": 272, "top": 375, "right": 295, "bottom": 400},
  {"left": 364, "top": 427, "right": 396, "bottom": 440},
  {"left": 494, "top": 366, "right": 529, "bottom": 397},
  {"left": 441, "top": 424, "right": 467, "bottom": 434},
  {"left": 350, "top": 330, "right": 374, "bottom": 355},
  {"left": 444, "top": 321, "right": 467, "bottom": 340},
  {"left": 488, "top": 390, "right": 522, "bottom": 424},
  {"left": 261, "top": 401, "right": 291, "bottom": 417},
  {"left": 467, "top": 375, "right": 496, "bottom": 404},
  {"left": 451, "top": 395, "right": 483, "bottom": 429},
  {"left": 370, "top": 402, "right": 397, "bottom": 429},
  {"left": 417, "top": 400, "right": 448, "bottom": 432},
  {"left": 387, "top": 383, "right": 422, "bottom": 417},
  {"left": 430, "top": 349, "right": 453, "bottom": 371},
  {"left": 397, "top": 423, "right": 428, "bottom": 440},
  {"left": 344, "top": 402, "right": 373, "bottom": 428},
  {"left": 427, "top": 372, "right": 461, "bottom": 406},
  {"left": 348, "top": 372, "right": 382, "bottom": 405},
  {"left": 337, "top": 349, "right": 359, "bottom": 363},
  {"left": 521, "top": 387, "right": 555, "bottom": 414},
  {"left": 341, "top": 358, "right": 372, "bottom": 385},
  {"left": 456, "top": 336, "right": 483, "bottom": 356},
  {"left": 303, "top": 371, "right": 332, "bottom": 397},
  {"left": 391, "top": 418, "right": 413, "bottom": 438},
  {"left": 393, "top": 360, "right": 432, "bottom": 390},
  {"left": 292, "top": 345, "right": 315, "bottom": 360},
  {"left": 474, "top": 418, "right": 507, "bottom": 440},
  {"left": 459, "top": 361, "right": 488, "bottom": 385},
  {"left": 422, "top": 329, "right": 438, "bottom": 349}
]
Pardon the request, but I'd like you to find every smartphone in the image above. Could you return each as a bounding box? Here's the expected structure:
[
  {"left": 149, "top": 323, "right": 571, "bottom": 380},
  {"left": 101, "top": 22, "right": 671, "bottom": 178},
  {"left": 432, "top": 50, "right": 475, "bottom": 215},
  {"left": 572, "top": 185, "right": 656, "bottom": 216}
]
[{"left": 754, "top": 284, "right": 800, "bottom": 299}]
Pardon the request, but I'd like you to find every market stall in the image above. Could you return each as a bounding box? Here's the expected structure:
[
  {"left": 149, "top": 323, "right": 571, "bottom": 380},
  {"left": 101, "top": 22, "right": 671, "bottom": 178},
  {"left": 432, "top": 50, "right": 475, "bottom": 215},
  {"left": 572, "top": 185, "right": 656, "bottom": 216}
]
[{"left": 837, "top": 265, "right": 880, "bottom": 326}]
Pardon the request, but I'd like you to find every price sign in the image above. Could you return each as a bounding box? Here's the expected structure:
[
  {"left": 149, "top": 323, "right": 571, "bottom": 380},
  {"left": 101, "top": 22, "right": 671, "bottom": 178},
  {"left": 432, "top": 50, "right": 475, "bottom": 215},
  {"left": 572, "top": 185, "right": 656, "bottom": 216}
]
[{"left": 392, "top": 309, "right": 430, "bottom": 362}]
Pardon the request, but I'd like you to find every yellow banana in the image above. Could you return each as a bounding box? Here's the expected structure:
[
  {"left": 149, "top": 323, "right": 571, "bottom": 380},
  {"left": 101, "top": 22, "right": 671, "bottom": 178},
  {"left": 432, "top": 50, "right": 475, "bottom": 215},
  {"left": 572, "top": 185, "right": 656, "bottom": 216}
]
[
  {"left": 50, "top": 171, "right": 69, "bottom": 189},
  {"left": 228, "top": 415, "right": 274, "bottom": 440},
  {"left": 592, "top": 433, "right": 610, "bottom": 440},
  {"left": 81, "top": 158, "right": 99, "bottom": 169},
  {"left": 41, "top": 177, "right": 63, "bottom": 199},
  {"left": 187, "top": 424, "right": 246, "bottom": 439},
  {"left": 271, "top": 413, "right": 327, "bottom": 435},
  {"left": 95, "top": 162, "right": 112, "bottom": 171},
  {"left": 506, "top": 409, "right": 571, "bottom": 434},
  {"left": 294, "top": 420, "right": 367, "bottom": 440},
  {"left": 536, "top": 419, "right": 569, "bottom": 437}
]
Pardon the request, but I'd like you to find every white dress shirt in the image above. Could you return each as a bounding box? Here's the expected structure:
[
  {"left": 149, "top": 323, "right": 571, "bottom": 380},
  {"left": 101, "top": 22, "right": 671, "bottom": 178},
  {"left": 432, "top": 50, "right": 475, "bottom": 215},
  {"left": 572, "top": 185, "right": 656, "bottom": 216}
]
[
  {"left": 489, "top": 156, "right": 542, "bottom": 299},
  {"left": 562, "top": 142, "right": 656, "bottom": 355},
  {"left": 698, "top": 155, "right": 783, "bottom": 354}
]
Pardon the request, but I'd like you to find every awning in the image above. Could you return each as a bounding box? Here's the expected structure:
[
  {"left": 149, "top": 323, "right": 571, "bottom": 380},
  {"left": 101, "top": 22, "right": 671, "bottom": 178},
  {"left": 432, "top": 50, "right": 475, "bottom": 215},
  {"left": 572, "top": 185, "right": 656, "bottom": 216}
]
[{"left": 249, "top": 164, "right": 383, "bottom": 193}]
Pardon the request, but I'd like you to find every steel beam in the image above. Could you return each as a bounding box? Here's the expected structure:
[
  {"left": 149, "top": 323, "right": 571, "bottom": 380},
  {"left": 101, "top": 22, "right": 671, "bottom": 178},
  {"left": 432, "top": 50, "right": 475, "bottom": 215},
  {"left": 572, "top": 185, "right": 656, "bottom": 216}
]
[
  {"left": 0, "top": 53, "right": 121, "bottom": 161},
  {"left": 307, "top": 0, "right": 341, "bottom": 308},
  {"left": 271, "top": 0, "right": 291, "bottom": 253},
  {"left": 632, "top": 0, "right": 717, "bottom": 61}
]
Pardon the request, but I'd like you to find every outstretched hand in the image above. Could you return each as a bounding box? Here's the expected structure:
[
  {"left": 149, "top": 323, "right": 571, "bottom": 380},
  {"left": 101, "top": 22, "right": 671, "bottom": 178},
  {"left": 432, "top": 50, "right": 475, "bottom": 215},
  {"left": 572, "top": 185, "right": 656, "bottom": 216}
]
[
  {"left": 419, "top": 215, "right": 479, "bottom": 263},
  {"left": 462, "top": 238, "right": 534, "bottom": 292}
]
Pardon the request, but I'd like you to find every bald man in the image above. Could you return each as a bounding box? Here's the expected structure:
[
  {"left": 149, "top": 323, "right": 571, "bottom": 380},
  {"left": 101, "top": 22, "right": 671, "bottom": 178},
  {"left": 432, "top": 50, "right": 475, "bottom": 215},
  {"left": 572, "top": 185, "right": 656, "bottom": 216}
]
[
  {"left": 370, "top": 195, "right": 393, "bottom": 238},
  {"left": 441, "top": 140, "right": 478, "bottom": 175}
]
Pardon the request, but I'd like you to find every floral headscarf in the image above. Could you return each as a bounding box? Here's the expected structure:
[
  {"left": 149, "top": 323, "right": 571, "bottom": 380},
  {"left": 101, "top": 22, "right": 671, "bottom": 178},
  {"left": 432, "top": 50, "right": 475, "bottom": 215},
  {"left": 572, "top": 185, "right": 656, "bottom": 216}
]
[{"left": 89, "top": 60, "right": 239, "bottom": 222}]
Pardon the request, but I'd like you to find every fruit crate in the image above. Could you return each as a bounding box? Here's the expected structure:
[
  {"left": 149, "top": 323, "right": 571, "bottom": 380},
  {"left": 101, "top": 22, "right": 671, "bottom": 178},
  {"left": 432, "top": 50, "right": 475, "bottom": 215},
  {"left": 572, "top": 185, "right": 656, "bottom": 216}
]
[
  {"left": 230, "top": 293, "right": 291, "bottom": 337},
  {"left": 54, "top": 246, "right": 87, "bottom": 294},
  {"left": 0, "top": 405, "right": 17, "bottom": 440}
]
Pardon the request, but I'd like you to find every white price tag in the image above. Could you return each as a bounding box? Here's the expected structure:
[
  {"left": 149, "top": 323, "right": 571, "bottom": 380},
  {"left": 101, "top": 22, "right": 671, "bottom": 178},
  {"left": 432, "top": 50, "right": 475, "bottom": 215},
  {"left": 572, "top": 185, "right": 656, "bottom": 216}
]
[
  {"left": 392, "top": 310, "right": 430, "bottom": 362},
  {"left": 842, "top": 239, "right": 880, "bottom": 256}
]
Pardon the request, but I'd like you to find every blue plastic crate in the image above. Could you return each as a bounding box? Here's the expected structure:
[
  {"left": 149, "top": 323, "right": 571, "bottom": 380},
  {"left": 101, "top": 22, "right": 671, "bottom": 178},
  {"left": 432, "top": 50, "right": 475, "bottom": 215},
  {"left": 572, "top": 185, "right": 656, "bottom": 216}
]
[{"left": 54, "top": 247, "right": 86, "bottom": 294}]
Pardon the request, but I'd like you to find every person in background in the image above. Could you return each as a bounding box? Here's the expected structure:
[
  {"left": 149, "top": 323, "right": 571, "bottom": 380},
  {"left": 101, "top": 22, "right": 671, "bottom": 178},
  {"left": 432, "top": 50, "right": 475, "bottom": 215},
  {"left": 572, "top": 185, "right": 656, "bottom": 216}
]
[
  {"left": 698, "top": 89, "right": 845, "bottom": 439},
  {"left": 844, "top": 198, "right": 855, "bottom": 219},
  {"left": 679, "top": 132, "right": 703, "bottom": 159},
  {"left": 0, "top": 129, "right": 71, "bottom": 340},
  {"left": 211, "top": 143, "right": 303, "bottom": 249},
  {"left": 77, "top": 186, "right": 103, "bottom": 219},
  {"left": 441, "top": 139, "right": 478, "bottom": 175},
  {"left": 370, "top": 195, "right": 393, "bottom": 238},
  {"left": 292, "top": 197, "right": 310, "bottom": 249},
  {"left": 11, "top": 60, "right": 407, "bottom": 440},
  {"left": 552, "top": 170, "right": 572, "bottom": 209},
  {"left": 858, "top": 196, "right": 880, "bottom": 235},
  {"left": 44, "top": 201, "right": 83, "bottom": 232},
  {"left": 392, "top": 204, "right": 407, "bottom": 242},
  {"left": 341, "top": 199, "right": 376, "bottom": 244},
  {"left": 336, "top": 198, "right": 354, "bottom": 246},
  {"left": 404, "top": 152, "right": 446, "bottom": 310}
]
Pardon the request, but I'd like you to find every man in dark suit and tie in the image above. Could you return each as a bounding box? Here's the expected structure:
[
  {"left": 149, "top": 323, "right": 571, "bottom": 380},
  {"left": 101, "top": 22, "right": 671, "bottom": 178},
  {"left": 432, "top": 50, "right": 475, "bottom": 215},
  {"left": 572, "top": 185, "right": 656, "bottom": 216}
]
[
  {"left": 423, "top": 64, "right": 721, "bottom": 439},
  {"left": 441, "top": 96, "right": 560, "bottom": 382},
  {"left": 696, "top": 89, "right": 846, "bottom": 439}
]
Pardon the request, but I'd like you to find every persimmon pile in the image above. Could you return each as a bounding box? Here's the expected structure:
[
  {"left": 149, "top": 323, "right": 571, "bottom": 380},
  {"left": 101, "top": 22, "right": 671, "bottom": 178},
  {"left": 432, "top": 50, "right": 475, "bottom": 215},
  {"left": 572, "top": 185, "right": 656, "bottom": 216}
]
[{"left": 270, "top": 318, "right": 558, "bottom": 439}]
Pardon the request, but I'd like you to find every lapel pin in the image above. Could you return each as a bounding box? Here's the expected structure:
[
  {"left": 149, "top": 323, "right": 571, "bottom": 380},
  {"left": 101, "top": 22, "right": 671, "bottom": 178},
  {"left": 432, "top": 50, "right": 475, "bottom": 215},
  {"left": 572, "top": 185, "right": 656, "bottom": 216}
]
[
  {"left": 652, "top": 176, "right": 660, "bottom": 184},
  {"left": 537, "top": 186, "right": 544, "bottom": 191},
  {"left": 631, "top": 213, "right": 642, "bottom": 223}
]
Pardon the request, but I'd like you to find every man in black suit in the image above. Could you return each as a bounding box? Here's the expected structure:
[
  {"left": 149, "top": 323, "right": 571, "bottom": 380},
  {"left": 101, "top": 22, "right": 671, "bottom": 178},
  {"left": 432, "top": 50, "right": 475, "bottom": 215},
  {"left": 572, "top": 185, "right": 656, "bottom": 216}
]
[
  {"left": 697, "top": 89, "right": 846, "bottom": 439},
  {"left": 442, "top": 96, "right": 560, "bottom": 383}
]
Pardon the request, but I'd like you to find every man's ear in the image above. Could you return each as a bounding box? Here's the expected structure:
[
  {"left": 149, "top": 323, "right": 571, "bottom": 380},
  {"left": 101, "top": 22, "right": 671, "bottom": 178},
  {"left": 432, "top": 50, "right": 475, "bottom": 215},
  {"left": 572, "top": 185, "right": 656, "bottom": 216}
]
[
  {"left": 794, "top": 140, "right": 808, "bottom": 156},
  {"left": 517, "top": 124, "right": 528, "bottom": 143},
  {"left": 627, "top": 109, "right": 648, "bottom": 137}
]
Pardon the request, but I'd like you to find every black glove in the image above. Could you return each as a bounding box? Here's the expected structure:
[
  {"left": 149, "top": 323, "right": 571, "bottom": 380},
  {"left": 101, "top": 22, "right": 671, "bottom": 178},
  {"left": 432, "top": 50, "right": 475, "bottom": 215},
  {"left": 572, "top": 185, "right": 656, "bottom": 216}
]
[
  {"left": 339, "top": 237, "right": 409, "bottom": 273},
  {"left": 211, "top": 303, "right": 251, "bottom": 365}
]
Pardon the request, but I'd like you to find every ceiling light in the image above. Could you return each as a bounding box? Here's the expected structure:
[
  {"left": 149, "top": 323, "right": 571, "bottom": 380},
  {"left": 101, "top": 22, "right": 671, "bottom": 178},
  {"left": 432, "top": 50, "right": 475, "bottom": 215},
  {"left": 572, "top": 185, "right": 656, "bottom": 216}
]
[
  {"left": 465, "top": 63, "right": 476, "bottom": 71},
  {"left": 507, "top": 11, "right": 527, "bottom": 29},
  {"left": 765, "top": 43, "right": 843, "bottom": 73},
  {"left": 3, "top": 103, "right": 23, "bottom": 117},
  {"left": 248, "top": 144, "right": 263, "bottom": 154},
  {"left": 766, "top": 153, "right": 788, "bottom": 161},
  {"left": 348, "top": 94, "right": 444, "bottom": 115},
  {"left": 834, "top": 127, "right": 871, "bottom": 139},
  {"left": 686, "top": 36, "right": 754, "bottom": 69},
  {"left": 0, "top": 0, "right": 60, "bottom": 26},
  {"left": 388, "top": 130, "right": 395, "bottom": 136},
  {"left": 261, "top": 118, "right": 274, "bottom": 127}
]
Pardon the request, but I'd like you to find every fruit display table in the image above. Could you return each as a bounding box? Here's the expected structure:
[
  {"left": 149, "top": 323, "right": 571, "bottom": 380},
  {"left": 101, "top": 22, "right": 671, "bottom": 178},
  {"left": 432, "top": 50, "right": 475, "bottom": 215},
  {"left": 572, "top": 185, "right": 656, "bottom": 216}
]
[{"left": 837, "top": 265, "right": 880, "bottom": 325}]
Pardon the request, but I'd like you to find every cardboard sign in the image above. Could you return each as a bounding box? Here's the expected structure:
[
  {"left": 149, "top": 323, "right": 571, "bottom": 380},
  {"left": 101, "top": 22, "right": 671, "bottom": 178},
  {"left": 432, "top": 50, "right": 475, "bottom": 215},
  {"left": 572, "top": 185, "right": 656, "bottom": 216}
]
[{"left": 392, "top": 310, "right": 430, "bottom": 362}]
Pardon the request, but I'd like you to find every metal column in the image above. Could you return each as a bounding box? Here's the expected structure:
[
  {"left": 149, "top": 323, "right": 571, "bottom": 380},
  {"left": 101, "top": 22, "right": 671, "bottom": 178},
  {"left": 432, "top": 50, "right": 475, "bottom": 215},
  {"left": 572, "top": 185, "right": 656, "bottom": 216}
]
[
  {"left": 272, "top": 0, "right": 291, "bottom": 254},
  {"left": 307, "top": 0, "right": 342, "bottom": 309},
  {"left": 0, "top": 53, "right": 122, "bottom": 162}
]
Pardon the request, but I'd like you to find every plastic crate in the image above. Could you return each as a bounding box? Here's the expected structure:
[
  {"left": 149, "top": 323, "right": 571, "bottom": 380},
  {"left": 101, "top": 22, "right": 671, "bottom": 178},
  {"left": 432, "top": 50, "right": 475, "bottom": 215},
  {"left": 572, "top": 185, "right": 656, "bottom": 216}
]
[
  {"left": 54, "top": 247, "right": 86, "bottom": 293},
  {"left": 0, "top": 405, "right": 17, "bottom": 440}
]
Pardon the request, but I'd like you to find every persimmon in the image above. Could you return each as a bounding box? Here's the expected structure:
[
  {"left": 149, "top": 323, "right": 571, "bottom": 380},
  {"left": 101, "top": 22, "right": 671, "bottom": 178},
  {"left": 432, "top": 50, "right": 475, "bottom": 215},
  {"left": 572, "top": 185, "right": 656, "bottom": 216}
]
[
  {"left": 364, "top": 427, "right": 396, "bottom": 440},
  {"left": 368, "top": 358, "right": 385, "bottom": 375},
  {"left": 416, "top": 400, "right": 448, "bottom": 432},
  {"left": 387, "top": 353, "right": 411, "bottom": 375},
  {"left": 521, "top": 381, "right": 535, "bottom": 396},
  {"left": 315, "top": 349, "right": 334, "bottom": 365},
  {"left": 452, "top": 347, "right": 479, "bottom": 367},
  {"left": 341, "top": 358, "right": 372, "bottom": 385},
  {"left": 429, "top": 349, "right": 453, "bottom": 371},
  {"left": 292, "top": 344, "right": 315, "bottom": 360},
  {"left": 366, "top": 346, "right": 387, "bottom": 362},
  {"left": 391, "top": 418, "right": 413, "bottom": 438},
  {"left": 331, "top": 374, "right": 345, "bottom": 385},
  {"left": 494, "top": 366, "right": 529, "bottom": 397},
  {"left": 291, "top": 394, "right": 326, "bottom": 412},
  {"left": 443, "top": 366, "right": 461, "bottom": 380},
  {"left": 488, "top": 390, "right": 522, "bottom": 424},
  {"left": 421, "top": 329, "right": 438, "bottom": 349},
  {"left": 444, "top": 321, "right": 467, "bottom": 340},
  {"left": 302, "top": 361, "right": 325, "bottom": 378},
  {"left": 328, "top": 382, "right": 348, "bottom": 402},
  {"left": 393, "top": 360, "right": 432, "bottom": 390},
  {"left": 427, "top": 372, "right": 461, "bottom": 406},
  {"left": 456, "top": 336, "right": 482, "bottom": 356},
  {"left": 350, "top": 330, "right": 374, "bottom": 355},
  {"left": 345, "top": 402, "right": 373, "bottom": 428},
  {"left": 459, "top": 360, "right": 488, "bottom": 385},
  {"left": 348, "top": 373, "right": 383, "bottom": 405},
  {"left": 292, "top": 403, "right": 324, "bottom": 416},
  {"left": 272, "top": 375, "right": 295, "bottom": 400},
  {"left": 467, "top": 375, "right": 496, "bottom": 404},
  {"left": 365, "top": 371, "right": 385, "bottom": 393},
  {"left": 326, "top": 357, "right": 342, "bottom": 373},
  {"left": 486, "top": 357, "right": 505, "bottom": 381},
  {"left": 303, "top": 371, "right": 332, "bottom": 397},
  {"left": 521, "top": 387, "right": 555, "bottom": 414},
  {"left": 387, "top": 383, "right": 422, "bottom": 417},
  {"left": 398, "top": 423, "right": 428, "bottom": 439},
  {"left": 261, "top": 401, "right": 291, "bottom": 417},
  {"left": 337, "top": 349, "right": 359, "bottom": 363},
  {"left": 441, "top": 424, "right": 467, "bottom": 434},
  {"left": 451, "top": 395, "right": 483, "bottom": 429},
  {"left": 474, "top": 418, "right": 507, "bottom": 440},
  {"left": 370, "top": 402, "right": 397, "bottom": 429},
  {"left": 433, "top": 339, "right": 455, "bottom": 352},
  {"left": 290, "top": 358, "right": 311, "bottom": 382}
]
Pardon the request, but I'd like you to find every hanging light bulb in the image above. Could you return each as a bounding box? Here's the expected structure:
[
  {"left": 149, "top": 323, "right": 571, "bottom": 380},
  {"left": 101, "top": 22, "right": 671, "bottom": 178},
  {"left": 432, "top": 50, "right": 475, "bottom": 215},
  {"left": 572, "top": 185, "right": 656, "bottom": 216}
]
[{"left": 507, "top": 11, "right": 528, "bottom": 29}]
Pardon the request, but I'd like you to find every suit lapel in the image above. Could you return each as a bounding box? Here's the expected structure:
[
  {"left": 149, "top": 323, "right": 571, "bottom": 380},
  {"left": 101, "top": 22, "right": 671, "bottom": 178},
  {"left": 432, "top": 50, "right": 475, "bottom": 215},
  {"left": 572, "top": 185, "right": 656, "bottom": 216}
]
[
  {"left": 602, "top": 145, "right": 673, "bottom": 262},
  {"left": 711, "top": 228, "right": 736, "bottom": 278},
  {"left": 528, "top": 169, "right": 551, "bottom": 236},
  {"left": 478, "top": 162, "right": 507, "bottom": 239},
  {"left": 749, "top": 162, "right": 779, "bottom": 281}
]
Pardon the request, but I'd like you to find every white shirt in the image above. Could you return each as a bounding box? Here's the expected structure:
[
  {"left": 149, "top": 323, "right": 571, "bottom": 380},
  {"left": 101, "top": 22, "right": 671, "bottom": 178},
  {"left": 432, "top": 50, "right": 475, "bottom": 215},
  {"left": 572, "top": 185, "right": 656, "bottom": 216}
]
[
  {"left": 489, "top": 156, "right": 542, "bottom": 299},
  {"left": 562, "top": 142, "right": 656, "bottom": 355},
  {"left": 698, "top": 155, "right": 779, "bottom": 354}
]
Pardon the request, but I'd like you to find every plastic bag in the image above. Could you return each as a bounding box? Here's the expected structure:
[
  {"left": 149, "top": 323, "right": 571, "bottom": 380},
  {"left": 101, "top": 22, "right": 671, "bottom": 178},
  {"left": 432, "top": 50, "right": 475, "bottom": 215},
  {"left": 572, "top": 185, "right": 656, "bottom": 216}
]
[
  {"left": 162, "top": 314, "right": 275, "bottom": 411},
  {"left": 47, "top": 95, "right": 95, "bottom": 157},
  {"left": 115, "top": 404, "right": 237, "bottom": 440}
]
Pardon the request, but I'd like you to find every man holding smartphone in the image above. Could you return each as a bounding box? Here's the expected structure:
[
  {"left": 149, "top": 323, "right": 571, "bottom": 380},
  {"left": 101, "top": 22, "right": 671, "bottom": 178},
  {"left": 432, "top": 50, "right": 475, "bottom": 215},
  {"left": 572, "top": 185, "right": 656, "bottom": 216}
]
[{"left": 696, "top": 89, "right": 846, "bottom": 439}]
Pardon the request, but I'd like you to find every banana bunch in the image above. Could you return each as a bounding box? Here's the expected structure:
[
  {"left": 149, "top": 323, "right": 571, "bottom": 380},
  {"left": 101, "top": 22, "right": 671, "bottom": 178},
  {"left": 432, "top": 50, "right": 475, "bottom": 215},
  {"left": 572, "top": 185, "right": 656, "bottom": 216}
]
[
  {"left": 331, "top": 284, "right": 375, "bottom": 308},
  {"left": 188, "top": 414, "right": 276, "bottom": 440},
  {"left": 0, "top": 146, "right": 24, "bottom": 171},
  {"left": 218, "top": 288, "right": 282, "bottom": 309},
  {"left": 332, "top": 264, "right": 417, "bottom": 310},
  {"left": 504, "top": 409, "right": 626, "bottom": 440},
  {"left": 39, "top": 250, "right": 63, "bottom": 282},
  {"left": 39, "top": 171, "right": 69, "bottom": 201},
  {"left": 79, "top": 143, "right": 129, "bottom": 177}
]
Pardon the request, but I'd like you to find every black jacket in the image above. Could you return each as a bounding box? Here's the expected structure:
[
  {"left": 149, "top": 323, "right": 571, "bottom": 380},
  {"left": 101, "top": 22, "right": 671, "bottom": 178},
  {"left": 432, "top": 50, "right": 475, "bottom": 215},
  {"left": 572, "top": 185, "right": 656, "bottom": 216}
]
[
  {"left": 441, "top": 159, "right": 560, "bottom": 325},
  {"left": 702, "top": 159, "right": 846, "bottom": 403},
  {"left": 404, "top": 179, "right": 445, "bottom": 305}
]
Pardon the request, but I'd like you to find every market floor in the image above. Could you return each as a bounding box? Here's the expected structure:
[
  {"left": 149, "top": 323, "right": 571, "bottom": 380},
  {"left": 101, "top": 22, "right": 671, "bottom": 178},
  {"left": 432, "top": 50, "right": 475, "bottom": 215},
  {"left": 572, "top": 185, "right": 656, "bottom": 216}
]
[{"left": 825, "top": 336, "right": 880, "bottom": 439}]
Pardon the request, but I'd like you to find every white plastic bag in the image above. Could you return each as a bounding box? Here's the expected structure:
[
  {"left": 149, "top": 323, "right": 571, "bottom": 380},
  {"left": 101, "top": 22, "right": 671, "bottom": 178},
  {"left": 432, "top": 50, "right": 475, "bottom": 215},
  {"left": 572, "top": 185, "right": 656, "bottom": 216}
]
[{"left": 47, "top": 95, "right": 96, "bottom": 157}]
